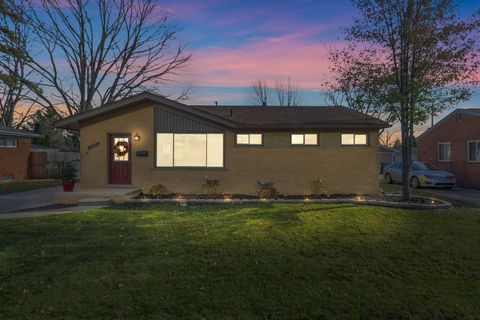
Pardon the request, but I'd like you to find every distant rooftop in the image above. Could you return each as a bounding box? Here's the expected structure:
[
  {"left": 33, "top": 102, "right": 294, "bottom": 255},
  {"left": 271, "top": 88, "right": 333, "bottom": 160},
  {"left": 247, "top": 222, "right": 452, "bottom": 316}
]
[{"left": 0, "top": 126, "right": 39, "bottom": 138}]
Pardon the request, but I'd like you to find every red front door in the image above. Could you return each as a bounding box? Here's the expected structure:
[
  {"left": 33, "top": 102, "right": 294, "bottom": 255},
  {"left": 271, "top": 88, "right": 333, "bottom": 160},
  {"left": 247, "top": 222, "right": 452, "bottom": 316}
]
[{"left": 109, "top": 134, "right": 132, "bottom": 184}]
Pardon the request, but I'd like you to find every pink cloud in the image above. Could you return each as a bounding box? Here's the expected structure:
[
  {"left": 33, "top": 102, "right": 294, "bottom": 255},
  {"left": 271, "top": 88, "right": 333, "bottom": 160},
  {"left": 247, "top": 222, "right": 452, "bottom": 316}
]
[{"left": 186, "top": 35, "right": 344, "bottom": 89}]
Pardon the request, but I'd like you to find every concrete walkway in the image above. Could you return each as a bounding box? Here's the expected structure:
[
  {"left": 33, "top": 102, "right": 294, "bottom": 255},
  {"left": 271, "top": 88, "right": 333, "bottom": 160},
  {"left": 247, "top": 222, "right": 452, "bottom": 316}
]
[
  {"left": 0, "top": 186, "right": 62, "bottom": 214},
  {"left": 0, "top": 205, "right": 106, "bottom": 219}
]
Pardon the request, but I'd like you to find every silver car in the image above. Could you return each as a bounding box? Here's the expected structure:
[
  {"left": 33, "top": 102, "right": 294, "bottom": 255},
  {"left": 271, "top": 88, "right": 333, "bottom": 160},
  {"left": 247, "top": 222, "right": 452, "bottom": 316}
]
[{"left": 383, "top": 161, "right": 456, "bottom": 188}]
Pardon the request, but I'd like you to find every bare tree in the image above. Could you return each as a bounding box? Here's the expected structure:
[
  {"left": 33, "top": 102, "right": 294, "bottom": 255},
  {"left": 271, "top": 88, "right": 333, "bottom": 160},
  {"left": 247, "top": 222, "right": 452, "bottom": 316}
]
[
  {"left": 331, "top": 0, "right": 480, "bottom": 200},
  {"left": 21, "top": 0, "right": 191, "bottom": 116},
  {"left": 379, "top": 129, "right": 396, "bottom": 147},
  {"left": 275, "top": 77, "right": 302, "bottom": 106},
  {"left": 251, "top": 79, "right": 270, "bottom": 106},
  {"left": 0, "top": 0, "right": 38, "bottom": 128}
]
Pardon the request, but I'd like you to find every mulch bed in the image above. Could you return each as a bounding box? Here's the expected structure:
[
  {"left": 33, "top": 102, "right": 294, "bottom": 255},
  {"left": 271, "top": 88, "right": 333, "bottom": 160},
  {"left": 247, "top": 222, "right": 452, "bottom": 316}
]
[{"left": 135, "top": 192, "right": 444, "bottom": 206}]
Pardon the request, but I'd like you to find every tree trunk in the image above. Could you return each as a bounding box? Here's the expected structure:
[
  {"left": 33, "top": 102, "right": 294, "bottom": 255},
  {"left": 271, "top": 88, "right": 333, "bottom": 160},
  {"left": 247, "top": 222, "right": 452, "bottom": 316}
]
[{"left": 400, "top": 117, "right": 411, "bottom": 201}]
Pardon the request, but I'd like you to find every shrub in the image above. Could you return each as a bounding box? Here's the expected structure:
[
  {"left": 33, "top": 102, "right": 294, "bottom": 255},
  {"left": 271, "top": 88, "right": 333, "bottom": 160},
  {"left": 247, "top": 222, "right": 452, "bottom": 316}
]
[
  {"left": 257, "top": 181, "right": 278, "bottom": 199},
  {"left": 58, "top": 162, "right": 77, "bottom": 181},
  {"left": 202, "top": 176, "right": 219, "bottom": 194},
  {"left": 149, "top": 184, "right": 168, "bottom": 195}
]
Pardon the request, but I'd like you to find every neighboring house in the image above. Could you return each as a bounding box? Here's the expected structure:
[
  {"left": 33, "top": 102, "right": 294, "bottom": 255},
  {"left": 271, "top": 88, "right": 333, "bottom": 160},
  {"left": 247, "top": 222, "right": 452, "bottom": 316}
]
[
  {"left": 0, "top": 126, "right": 39, "bottom": 181},
  {"left": 417, "top": 108, "right": 480, "bottom": 189},
  {"left": 394, "top": 145, "right": 418, "bottom": 163},
  {"left": 379, "top": 145, "right": 395, "bottom": 168},
  {"left": 55, "top": 92, "right": 389, "bottom": 195}
]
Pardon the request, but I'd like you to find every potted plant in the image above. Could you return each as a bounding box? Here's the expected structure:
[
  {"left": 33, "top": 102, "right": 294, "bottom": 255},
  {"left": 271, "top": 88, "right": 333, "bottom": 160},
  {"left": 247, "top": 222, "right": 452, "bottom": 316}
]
[{"left": 59, "top": 162, "right": 78, "bottom": 192}]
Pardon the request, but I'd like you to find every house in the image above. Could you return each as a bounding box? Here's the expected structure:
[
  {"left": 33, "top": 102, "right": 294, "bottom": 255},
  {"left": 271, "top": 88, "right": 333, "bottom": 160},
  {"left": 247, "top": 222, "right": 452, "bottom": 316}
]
[
  {"left": 0, "top": 126, "right": 40, "bottom": 181},
  {"left": 55, "top": 92, "right": 389, "bottom": 195},
  {"left": 417, "top": 108, "right": 480, "bottom": 189},
  {"left": 394, "top": 143, "right": 418, "bottom": 163},
  {"left": 379, "top": 145, "right": 395, "bottom": 171}
]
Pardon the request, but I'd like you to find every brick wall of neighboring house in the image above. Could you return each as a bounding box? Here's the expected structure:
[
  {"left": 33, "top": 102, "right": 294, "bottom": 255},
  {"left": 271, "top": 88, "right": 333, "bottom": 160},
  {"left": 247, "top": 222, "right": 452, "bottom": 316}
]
[
  {"left": 418, "top": 111, "right": 480, "bottom": 188},
  {"left": 79, "top": 103, "right": 380, "bottom": 195},
  {"left": 0, "top": 137, "right": 32, "bottom": 180}
]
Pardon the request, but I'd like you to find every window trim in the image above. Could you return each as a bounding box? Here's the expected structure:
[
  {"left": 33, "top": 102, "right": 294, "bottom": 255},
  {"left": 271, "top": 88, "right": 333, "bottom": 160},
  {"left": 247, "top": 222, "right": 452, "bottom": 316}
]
[
  {"left": 234, "top": 133, "right": 263, "bottom": 146},
  {"left": 0, "top": 136, "right": 18, "bottom": 148},
  {"left": 467, "top": 140, "right": 480, "bottom": 163},
  {"left": 340, "top": 133, "right": 369, "bottom": 146},
  {"left": 155, "top": 132, "right": 225, "bottom": 169},
  {"left": 437, "top": 142, "right": 452, "bottom": 162},
  {"left": 290, "top": 133, "right": 319, "bottom": 146}
]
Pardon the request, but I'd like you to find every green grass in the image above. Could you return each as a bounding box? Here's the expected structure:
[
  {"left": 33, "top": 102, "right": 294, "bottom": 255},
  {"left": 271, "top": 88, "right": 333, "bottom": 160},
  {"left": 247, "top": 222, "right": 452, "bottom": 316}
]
[
  {"left": 1, "top": 204, "right": 480, "bottom": 319},
  {"left": 0, "top": 180, "right": 61, "bottom": 195}
]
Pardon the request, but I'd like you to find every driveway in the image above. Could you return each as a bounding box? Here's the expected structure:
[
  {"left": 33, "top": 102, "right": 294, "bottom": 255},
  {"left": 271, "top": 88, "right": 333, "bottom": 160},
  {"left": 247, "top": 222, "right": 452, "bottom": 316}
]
[
  {"left": 424, "top": 187, "right": 480, "bottom": 207},
  {"left": 0, "top": 186, "right": 61, "bottom": 214}
]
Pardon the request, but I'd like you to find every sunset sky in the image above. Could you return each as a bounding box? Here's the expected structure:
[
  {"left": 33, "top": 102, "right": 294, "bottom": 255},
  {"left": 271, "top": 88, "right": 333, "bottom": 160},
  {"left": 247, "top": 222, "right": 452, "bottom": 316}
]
[{"left": 159, "top": 0, "right": 480, "bottom": 125}]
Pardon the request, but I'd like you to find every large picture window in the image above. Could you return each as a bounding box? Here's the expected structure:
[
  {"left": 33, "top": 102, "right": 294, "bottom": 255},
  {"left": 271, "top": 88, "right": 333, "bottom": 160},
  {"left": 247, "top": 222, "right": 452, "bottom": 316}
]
[
  {"left": 156, "top": 133, "right": 223, "bottom": 168},
  {"left": 467, "top": 141, "right": 480, "bottom": 162},
  {"left": 438, "top": 142, "right": 451, "bottom": 162},
  {"left": 341, "top": 133, "right": 368, "bottom": 145},
  {"left": 0, "top": 137, "right": 17, "bottom": 148}
]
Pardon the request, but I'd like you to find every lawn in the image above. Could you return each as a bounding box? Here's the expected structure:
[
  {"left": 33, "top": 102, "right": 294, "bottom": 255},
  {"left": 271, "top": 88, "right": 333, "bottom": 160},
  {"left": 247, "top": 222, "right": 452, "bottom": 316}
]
[
  {"left": 0, "top": 180, "right": 61, "bottom": 195},
  {"left": 1, "top": 204, "right": 479, "bottom": 319}
]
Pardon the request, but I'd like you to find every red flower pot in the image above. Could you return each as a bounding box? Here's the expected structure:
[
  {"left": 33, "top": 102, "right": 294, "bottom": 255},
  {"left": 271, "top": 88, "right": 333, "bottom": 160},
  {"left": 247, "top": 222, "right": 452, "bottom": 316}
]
[{"left": 62, "top": 179, "right": 76, "bottom": 192}]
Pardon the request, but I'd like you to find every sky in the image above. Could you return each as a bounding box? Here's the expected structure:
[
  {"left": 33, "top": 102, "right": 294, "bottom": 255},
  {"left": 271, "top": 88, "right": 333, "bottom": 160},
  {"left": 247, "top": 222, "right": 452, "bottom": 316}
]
[{"left": 159, "top": 0, "right": 480, "bottom": 123}]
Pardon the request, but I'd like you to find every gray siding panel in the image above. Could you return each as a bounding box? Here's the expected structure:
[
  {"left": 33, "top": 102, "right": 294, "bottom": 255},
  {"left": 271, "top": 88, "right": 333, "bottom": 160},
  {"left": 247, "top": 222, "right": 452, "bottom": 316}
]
[{"left": 155, "top": 107, "right": 223, "bottom": 133}]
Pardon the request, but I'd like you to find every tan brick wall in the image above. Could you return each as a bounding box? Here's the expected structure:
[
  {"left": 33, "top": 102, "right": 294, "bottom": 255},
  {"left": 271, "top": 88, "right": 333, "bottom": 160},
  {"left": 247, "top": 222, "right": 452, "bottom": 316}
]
[
  {"left": 79, "top": 104, "right": 380, "bottom": 195},
  {"left": 0, "top": 137, "right": 31, "bottom": 180}
]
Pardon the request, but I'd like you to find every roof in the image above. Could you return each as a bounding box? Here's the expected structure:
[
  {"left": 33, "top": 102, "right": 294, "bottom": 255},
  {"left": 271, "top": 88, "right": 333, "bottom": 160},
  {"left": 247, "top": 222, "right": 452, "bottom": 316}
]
[
  {"left": 55, "top": 92, "right": 389, "bottom": 130},
  {"left": 194, "top": 106, "right": 388, "bottom": 129},
  {"left": 0, "top": 126, "right": 39, "bottom": 138},
  {"left": 417, "top": 108, "right": 480, "bottom": 142},
  {"left": 379, "top": 145, "right": 395, "bottom": 153}
]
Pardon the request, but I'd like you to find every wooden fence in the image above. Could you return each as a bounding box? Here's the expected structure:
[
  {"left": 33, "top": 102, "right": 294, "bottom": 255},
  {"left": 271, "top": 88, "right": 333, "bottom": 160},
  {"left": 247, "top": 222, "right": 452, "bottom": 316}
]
[{"left": 29, "top": 151, "right": 80, "bottom": 179}]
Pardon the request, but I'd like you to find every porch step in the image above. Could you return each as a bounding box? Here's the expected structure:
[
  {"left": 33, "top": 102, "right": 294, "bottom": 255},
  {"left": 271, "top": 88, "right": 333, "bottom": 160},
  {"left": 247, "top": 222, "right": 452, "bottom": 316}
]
[
  {"left": 77, "top": 198, "right": 113, "bottom": 206},
  {"left": 55, "top": 185, "right": 141, "bottom": 204}
]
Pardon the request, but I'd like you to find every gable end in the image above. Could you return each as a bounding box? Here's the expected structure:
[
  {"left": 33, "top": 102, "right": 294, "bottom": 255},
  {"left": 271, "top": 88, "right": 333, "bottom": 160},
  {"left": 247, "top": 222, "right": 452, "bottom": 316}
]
[{"left": 155, "top": 107, "right": 224, "bottom": 133}]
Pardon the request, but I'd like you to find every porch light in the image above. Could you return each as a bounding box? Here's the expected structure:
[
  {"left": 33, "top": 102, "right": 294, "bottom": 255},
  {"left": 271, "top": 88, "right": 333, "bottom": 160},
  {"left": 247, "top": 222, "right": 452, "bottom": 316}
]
[
  {"left": 134, "top": 133, "right": 141, "bottom": 141},
  {"left": 224, "top": 195, "right": 232, "bottom": 202}
]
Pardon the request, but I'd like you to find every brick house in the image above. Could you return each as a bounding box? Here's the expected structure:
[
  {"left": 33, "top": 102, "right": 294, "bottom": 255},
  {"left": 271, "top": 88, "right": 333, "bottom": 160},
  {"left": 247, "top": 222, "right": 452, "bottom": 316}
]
[
  {"left": 55, "top": 92, "right": 389, "bottom": 195},
  {"left": 417, "top": 108, "right": 480, "bottom": 189},
  {"left": 0, "top": 126, "right": 39, "bottom": 181}
]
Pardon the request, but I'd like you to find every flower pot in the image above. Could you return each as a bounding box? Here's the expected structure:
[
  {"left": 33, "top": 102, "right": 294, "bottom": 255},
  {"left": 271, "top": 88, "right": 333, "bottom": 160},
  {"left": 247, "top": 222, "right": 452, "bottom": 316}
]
[{"left": 62, "top": 179, "right": 75, "bottom": 192}]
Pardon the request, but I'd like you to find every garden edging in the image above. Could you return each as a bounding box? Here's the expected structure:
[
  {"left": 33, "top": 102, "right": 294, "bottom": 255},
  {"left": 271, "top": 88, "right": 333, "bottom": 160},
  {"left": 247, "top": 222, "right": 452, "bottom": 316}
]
[{"left": 124, "top": 194, "right": 452, "bottom": 210}]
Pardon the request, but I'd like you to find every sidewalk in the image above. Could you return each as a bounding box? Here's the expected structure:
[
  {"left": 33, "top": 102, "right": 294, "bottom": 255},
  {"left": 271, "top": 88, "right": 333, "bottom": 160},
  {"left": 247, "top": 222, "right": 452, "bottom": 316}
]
[
  {"left": 0, "top": 205, "right": 106, "bottom": 219},
  {"left": 0, "top": 186, "right": 61, "bottom": 214}
]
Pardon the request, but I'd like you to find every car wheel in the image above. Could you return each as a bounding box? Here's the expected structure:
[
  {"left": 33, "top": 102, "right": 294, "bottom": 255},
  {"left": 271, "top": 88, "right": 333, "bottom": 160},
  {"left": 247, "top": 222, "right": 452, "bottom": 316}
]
[
  {"left": 410, "top": 176, "right": 420, "bottom": 189},
  {"left": 384, "top": 173, "right": 393, "bottom": 184}
]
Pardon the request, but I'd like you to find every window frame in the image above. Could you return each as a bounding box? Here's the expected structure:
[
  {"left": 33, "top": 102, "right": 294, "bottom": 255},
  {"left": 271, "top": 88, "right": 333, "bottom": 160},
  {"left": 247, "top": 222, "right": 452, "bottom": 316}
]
[
  {"left": 437, "top": 142, "right": 452, "bottom": 162},
  {"left": 234, "top": 133, "right": 263, "bottom": 146},
  {"left": 467, "top": 140, "right": 480, "bottom": 163},
  {"left": 0, "top": 136, "right": 18, "bottom": 148},
  {"left": 155, "top": 132, "right": 225, "bottom": 169},
  {"left": 340, "top": 133, "right": 369, "bottom": 146},
  {"left": 290, "top": 133, "right": 319, "bottom": 146}
]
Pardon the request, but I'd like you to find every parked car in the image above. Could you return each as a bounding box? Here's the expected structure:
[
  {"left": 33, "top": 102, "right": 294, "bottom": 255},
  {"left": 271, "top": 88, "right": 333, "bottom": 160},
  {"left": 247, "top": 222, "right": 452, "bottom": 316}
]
[{"left": 383, "top": 161, "right": 456, "bottom": 188}]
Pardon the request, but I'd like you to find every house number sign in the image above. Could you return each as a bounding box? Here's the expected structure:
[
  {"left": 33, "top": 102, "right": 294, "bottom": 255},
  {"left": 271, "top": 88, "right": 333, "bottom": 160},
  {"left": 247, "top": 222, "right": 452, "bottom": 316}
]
[{"left": 88, "top": 142, "right": 100, "bottom": 150}]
